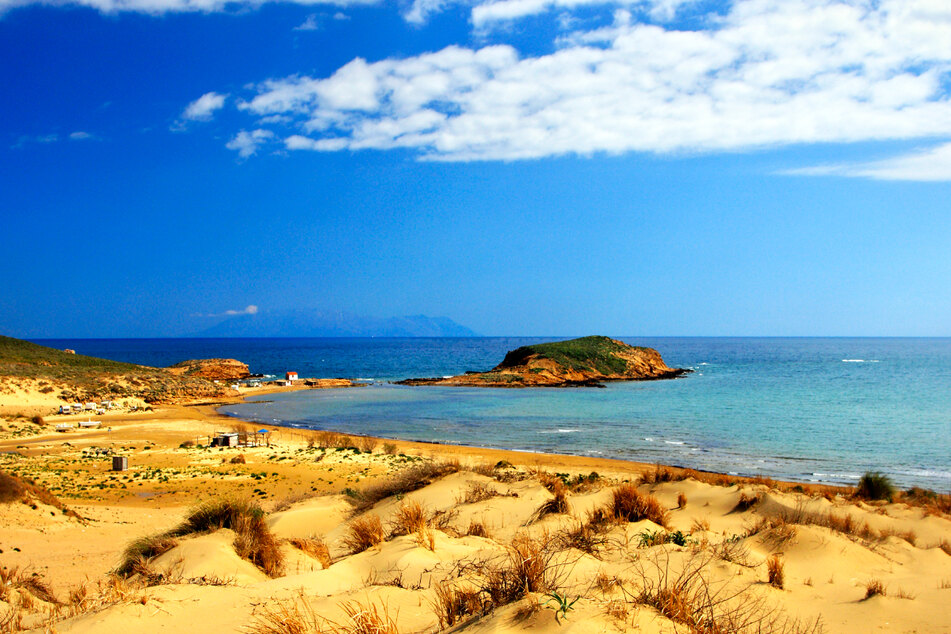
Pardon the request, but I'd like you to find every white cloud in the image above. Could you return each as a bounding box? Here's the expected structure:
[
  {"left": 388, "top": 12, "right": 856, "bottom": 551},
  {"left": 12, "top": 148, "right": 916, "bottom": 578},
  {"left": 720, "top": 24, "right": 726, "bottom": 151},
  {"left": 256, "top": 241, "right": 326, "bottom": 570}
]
[
  {"left": 0, "top": 0, "right": 379, "bottom": 15},
  {"left": 182, "top": 91, "right": 228, "bottom": 121},
  {"left": 195, "top": 304, "right": 260, "bottom": 318},
  {"left": 226, "top": 304, "right": 259, "bottom": 315},
  {"left": 215, "top": 0, "right": 951, "bottom": 169},
  {"left": 69, "top": 131, "right": 95, "bottom": 140},
  {"left": 471, "top": 0, "right": 698, "bottom": 27},
  {"left": 787, "top": 143, "right": 951, "bottom": 181},
  {"left": 225, "top": 129, "right": 275, "bottom": 157},
  {"left": 294, "top": 13, "right": 320, "bottom": 29}
]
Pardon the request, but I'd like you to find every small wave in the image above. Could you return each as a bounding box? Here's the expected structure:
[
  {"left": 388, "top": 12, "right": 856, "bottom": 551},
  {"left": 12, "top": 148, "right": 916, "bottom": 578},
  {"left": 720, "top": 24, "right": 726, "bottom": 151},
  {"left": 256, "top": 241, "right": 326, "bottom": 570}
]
[
  {"left": 643, "top": 437, "right": 654, "bottom": 442},
  {"left": 842, "top": 359, "right": 880, "bottom": 363},
  {"left": 665, "top": 440, "right": 685, "bottom": 445},
  {"left": 355, "top": 378, "right": 376, "bottom": 382},
  {"left": 538, "top": 428, "right": 582, "bottom": 434}
]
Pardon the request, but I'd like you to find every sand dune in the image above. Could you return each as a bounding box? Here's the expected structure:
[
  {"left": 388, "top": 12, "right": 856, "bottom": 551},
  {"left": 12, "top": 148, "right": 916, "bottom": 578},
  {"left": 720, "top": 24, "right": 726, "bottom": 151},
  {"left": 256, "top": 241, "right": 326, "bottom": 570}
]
[{"left": 1, "top": 408, "right": 950, "bottom": 634}]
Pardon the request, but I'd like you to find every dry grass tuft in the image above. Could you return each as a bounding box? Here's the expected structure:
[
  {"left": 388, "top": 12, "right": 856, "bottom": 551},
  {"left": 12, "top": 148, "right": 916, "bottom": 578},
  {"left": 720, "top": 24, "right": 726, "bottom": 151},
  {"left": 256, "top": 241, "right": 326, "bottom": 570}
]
[
  {"left": 864, "top": 579, "right": 886, "bottom": 599},
  {"left": 732, "top": 492, "right": 761, "bottom": 513},
  {"left": 554, "top": 520, "right": 607, "bottom": 556},
  {"left": 536, "top": 479, "right": 570, "bottom": 518},
  {"left": 117, "top": 499, "right": 283, "bottom": 578},
  {"left": 691, "top": 517, "right": 711, "bottom": 533},
  {"left": 459, "top": 481, "right": 498, "bottom": 504},
  {"left": 431, "top": 582, "right": 484, "bottom": 629},
  {"left": 642, "top": 464, "right": 685, "bottom": 484},
  {"left": 766, "top": 555, "right": 784, "bottom": 589},
  {"left": 355, "top": 436, "right": 378, "bottom": 453},
  {"left": 464, "top": 520, "right": 489, "bottom": 537},
  {"left": 390, "top": 500, "right": 428, "bottom": 536},
  {"left": 626, "top": 551, "right": 821, "bottom": 634},
  {"left": 354, "top": 461, "right": 460, "bottom": 510},
  {"left": 288, "top": 537, "right": 331, "bottom": 568},
  {"left": 343, "top": 514, "right": 386, "bottom": 554},
  {"left": 340, "top": 599, "right": 399, "bottom": 634},
  {"left": 677, "top": 492, "right": 688, "bottom": 509},
  {"left": 609, "top": 484, "right": 669, "bottom": 528}
]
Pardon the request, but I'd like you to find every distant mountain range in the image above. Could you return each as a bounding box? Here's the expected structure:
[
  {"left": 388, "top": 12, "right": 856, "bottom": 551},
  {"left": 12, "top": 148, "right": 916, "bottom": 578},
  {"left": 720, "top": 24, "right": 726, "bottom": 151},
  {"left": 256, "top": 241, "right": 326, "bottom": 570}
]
[{"left": 197, "top": 310, "right": 477, "bottom": 338}]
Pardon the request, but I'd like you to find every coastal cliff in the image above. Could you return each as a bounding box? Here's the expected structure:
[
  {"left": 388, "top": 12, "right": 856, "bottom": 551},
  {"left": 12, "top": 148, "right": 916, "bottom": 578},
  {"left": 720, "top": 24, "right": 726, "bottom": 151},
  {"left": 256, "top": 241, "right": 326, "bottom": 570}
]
[{"left": 396, "top": 335, "right": 690, "bottom": 388}]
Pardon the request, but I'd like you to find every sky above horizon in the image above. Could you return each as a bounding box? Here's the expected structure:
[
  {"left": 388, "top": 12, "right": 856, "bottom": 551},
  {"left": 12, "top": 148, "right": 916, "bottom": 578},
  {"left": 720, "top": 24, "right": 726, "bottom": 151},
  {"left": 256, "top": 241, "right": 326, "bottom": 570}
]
[{"left": 1, "top": 0, "right": 950, "bottom": 337}]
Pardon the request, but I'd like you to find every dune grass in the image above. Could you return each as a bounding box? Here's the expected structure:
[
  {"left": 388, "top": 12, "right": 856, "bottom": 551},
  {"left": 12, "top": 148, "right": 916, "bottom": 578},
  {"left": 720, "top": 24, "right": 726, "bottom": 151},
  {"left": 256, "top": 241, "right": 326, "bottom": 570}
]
[
  {"left": 116, "top": 499, "right": 284, "bottom": 578},
  {"left": 607, "top": 484, "right": 669, "bottom": 528},
  {"left": 855, "top": 472, "right": 895, "bottom": 502},
  {"left": 343, "top": 515, "right": 386, "bottom": 554}
]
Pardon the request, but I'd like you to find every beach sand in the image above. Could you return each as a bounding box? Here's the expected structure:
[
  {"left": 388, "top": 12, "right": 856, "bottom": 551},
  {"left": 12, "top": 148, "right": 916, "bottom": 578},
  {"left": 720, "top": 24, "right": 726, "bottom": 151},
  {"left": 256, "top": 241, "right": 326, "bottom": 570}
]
[{"left": 1, "top": 392, "right": 949, "bottom": 633}]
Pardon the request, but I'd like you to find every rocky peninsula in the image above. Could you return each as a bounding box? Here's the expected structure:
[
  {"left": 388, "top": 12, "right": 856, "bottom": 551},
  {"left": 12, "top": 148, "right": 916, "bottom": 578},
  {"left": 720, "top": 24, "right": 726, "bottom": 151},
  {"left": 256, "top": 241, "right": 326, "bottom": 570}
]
[{"left": 396, "top": 335, "right": 690, "bottom": 388}]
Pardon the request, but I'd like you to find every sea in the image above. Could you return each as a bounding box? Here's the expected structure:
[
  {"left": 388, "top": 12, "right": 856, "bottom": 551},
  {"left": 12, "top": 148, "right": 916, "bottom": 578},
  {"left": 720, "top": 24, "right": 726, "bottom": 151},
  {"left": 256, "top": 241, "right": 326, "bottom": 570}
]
[{"left": 35, "top": 337, "right": 951, "bottom": 491}]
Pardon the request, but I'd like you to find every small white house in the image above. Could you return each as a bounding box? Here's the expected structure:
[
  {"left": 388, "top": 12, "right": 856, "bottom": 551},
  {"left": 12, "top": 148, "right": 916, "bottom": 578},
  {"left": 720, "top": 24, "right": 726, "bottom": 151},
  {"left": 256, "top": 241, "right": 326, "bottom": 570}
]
[
  {"left": 70, "top": 403, "right": 83, "bottom": 412},
  {"left": 84, "top": 402, "right": 97, "bottom": 411},
  {"left": 286, "top": 371, "right": 299, "bottom": 382}
]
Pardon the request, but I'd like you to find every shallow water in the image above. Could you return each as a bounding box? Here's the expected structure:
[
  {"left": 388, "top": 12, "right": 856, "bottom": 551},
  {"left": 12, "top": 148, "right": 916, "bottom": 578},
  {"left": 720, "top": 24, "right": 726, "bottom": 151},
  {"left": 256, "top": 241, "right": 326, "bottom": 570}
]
[{"left": 40, "top": 336, "right": 951, "bottom": 490}]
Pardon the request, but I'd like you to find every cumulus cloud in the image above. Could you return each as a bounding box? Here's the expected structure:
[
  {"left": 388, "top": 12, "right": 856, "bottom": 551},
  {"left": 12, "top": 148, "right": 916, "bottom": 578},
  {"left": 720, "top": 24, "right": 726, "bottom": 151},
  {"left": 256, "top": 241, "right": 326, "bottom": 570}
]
[
  {"left": 208, "top": 0, "right": 951, "bottom": 175},
  {"left": 471, "top": 0, "right": 698, "bottom": 27},
  {"left": 225, "top": 129, "right": 275, "bottom": 157},
  {"left": 787, "top": 143, "right": 951, "bottom": 182},
  {"left": 182, "top": 91, "right": 228, "bottom": 121}
]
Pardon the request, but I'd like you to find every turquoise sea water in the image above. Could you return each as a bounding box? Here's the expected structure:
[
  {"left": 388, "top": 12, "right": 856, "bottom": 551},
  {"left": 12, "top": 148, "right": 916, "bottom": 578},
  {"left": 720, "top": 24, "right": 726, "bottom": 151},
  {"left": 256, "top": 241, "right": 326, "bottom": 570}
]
[{"left": 38, "top": 337, "right": 951, "bottom": 490}]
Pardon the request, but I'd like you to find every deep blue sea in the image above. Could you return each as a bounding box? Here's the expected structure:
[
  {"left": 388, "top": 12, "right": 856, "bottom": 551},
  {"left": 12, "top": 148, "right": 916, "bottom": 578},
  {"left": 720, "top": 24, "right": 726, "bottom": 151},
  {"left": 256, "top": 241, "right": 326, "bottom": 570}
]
[{"left": 36, "top": 337, "right": 951, "bottom": 490}]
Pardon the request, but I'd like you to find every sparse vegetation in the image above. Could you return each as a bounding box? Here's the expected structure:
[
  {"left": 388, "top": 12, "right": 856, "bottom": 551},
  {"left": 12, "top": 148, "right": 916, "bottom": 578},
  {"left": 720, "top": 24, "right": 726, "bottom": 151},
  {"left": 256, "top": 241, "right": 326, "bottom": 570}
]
[
  {"left": 864, "top": 579, "right": 886, "bottom": 599},
  {"left": 767, "top": 555, "right": 785, "bottom": 589},
  {"left": 343, "top": 514, "right": 386, "bottom": 554},
  {"left": 608, "top": 484, "right": 669, "bottom": 528},
  {"left": 855, "top": 472, "right": 895, "bottom": 502},
  {"left": 116, "top": 499, "right": 284, "bottom": 578},
  {"left": 288, "top": 537, "right": 331, "bottom": 568}
]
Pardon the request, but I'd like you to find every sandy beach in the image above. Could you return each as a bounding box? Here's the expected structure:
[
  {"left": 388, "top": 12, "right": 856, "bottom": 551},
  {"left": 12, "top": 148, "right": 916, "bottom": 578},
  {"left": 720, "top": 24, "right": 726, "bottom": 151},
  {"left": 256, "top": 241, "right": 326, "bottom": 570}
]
[{"left": 1, "top": 386, "right": 950, "bottom": 633}]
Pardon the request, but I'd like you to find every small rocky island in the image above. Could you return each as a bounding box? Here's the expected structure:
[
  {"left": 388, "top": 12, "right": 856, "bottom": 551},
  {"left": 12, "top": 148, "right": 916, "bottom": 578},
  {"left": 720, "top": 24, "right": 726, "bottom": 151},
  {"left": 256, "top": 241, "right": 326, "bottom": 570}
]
[{"left": 396, "top": 335, "right": 690, "bottom": 388}]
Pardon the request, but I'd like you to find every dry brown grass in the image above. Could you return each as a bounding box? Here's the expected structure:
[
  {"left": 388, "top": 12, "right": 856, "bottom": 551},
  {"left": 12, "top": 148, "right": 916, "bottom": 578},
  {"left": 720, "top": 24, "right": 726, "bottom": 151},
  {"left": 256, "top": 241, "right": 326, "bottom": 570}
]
[
  {"left": 340, "top": 600, "right": 399, "bottom": 634},
  {"left": 625, "top": 551, "right": 822, "bottom": 634},
  {"left": 766, "top": 555, "right": 784, "bottom": 589},
  {"left": 608, "top": 484, "right": 669, "bottom": 528},
  {"left": 465, "top": 521, "right": 489, "bottom": 538},
  {"left": 458, "top": 481, "right": 498, "bottom": 504},
  {"left": 554, "top": 520, "right": 607, "bottom": 556},
  {"left": 535, "top": 479, "right": 570, "bottom": 518},
  {"left": 389, "top": 500, "right": 428, "bottom": 536},
  {"left": 354, "top": 461, "right": 460, "bottom": 510},
  {"left": 312, "top": 431, "right": 355, "bottom": 449},
  {"left": 864, "top": 579, "right": 886, "bottom": 599},
  {"left": 677, "top": 492, "right": 688, "bottom": 509},
  {"left": 343, "top": 515, "right": 386, "bottom": 554},
  {"left": 355, "top": 436, "right": 378, "bottom": 453},
  {"left": 0, "top": 469, "right": 82, "bottom": 520},
  {"left": 732, "top": 492, "right": 761, "bottom": 513},
  {"left": 116, "top": 498, "right": 284, "bottom": 578},
  {"left": 691, "top": 517, "right": 711, "bottom": 532},
  {"left": 642, "top": 464, "right": 684, "bottom": 484},
  {"left": 288, "top": 537, "right": 332, "bottom": 568},
  {"left": 431, "top": 582, "right": 484, "bottom": 629},
  {"left": 0, "top": 567, "right": 58, "bottom": 606}
]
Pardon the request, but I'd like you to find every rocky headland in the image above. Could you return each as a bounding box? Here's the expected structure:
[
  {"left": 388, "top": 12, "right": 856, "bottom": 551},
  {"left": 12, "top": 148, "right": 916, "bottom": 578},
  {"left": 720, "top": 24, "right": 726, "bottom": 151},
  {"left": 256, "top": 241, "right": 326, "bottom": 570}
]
[
  {"left": 167, "top": 358, "right": 251, "bottom": 381},
  {"left": 396, "top": 335, "right": 690, "bottom": 388}
]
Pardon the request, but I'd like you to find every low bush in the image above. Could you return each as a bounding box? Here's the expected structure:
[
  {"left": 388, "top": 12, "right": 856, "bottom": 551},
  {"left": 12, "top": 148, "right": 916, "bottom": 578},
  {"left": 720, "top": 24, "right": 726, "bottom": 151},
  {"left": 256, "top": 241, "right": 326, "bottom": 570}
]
[
  {"left": 855, "top": 472, "right": 895, "bottom": 502},
  {"left": 343, "top": 515, "right": 386, "bottom": 554},
  {"left": 609, "top": 484, "right": 669, "bottom": 528},
  {"left": 288, "top": 537, "right": 331, "bottom": 569},
  {"left": 767, "top": 555, "right": 784, "bottom": 589}
]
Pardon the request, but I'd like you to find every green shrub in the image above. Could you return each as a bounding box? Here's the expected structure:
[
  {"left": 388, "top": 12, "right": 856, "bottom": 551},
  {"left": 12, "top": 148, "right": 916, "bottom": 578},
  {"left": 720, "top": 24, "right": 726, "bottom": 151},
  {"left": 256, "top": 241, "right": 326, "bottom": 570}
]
[{"left": 855, "top": 472, "right": 895, "bottom": 502}]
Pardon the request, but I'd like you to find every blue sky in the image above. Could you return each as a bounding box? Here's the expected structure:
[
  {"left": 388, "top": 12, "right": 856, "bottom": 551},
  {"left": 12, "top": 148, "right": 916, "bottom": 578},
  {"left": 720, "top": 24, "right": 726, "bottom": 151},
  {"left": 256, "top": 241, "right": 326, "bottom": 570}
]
[{"left": 1, "top": 0, "right": 949, "bottom": 337}]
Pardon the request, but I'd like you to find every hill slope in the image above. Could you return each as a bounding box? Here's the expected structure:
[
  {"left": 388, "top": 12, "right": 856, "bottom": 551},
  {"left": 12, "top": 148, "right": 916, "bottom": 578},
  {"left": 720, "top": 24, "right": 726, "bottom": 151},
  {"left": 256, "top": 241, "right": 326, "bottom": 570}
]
[
  {"left": 397, "top": 336, "right": 690, "bottom": 387},
  {"left": 0, "top": 335, "right": 227, "bottom": 409}
]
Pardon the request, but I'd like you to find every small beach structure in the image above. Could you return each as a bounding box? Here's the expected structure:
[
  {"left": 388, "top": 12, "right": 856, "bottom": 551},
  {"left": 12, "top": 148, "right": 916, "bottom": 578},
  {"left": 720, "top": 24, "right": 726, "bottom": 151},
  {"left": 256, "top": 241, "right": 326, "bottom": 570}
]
[
  {"left": 211, "top": 432, "right": 240, "bottom": 447},
  {"left": 59, "top": 405, "right": 71, "bottom": 415},
  {"left": 54, "top": 423, "right": 73, "bottom": 432},
  {"left": 286, "top": 371, "right": 298, "bottom": 382},
  {"left": 84, "top": 402, "right": 97, "bottom": 411},
  {"left": 78, "top": 420, "right": 101, "bottom": 429},
  {"left": 112, "top": 456, "right": 128, "bottom": 471},
  {"left": 70, "top": 403, "right": 83, "bottom": 413}
]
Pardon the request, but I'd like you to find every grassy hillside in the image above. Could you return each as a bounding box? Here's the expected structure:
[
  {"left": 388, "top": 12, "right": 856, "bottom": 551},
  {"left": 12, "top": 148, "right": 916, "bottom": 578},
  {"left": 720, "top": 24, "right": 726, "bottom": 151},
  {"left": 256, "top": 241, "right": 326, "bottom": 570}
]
[
  {"left": 498, "top": 336, "right": 646, "bottom": 375},
  {"left": 0, "top": 335, "right": 225, "bottom": 405}
]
